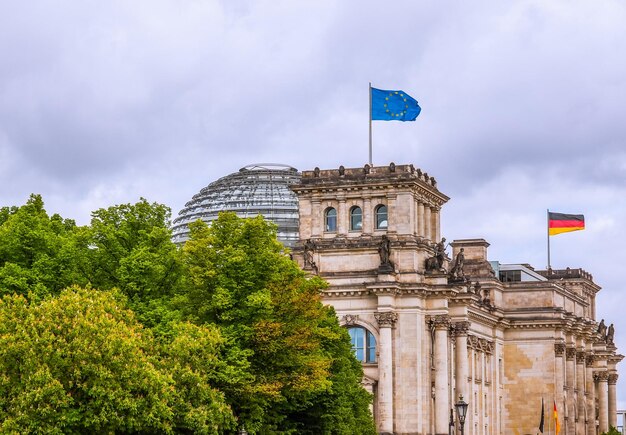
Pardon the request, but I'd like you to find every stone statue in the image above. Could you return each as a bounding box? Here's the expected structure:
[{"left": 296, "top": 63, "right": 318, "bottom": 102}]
[
  {"left": 435, "top": 238, "right": 447, "bottom": 269},
  {"left": 449, "top": 248, "right": 465, "bottom": 280},
  {"left": 597, "top": 319, "right": 607, "bottom": 337},
  {"left": 303, "top": 239, "right": 317, "bottom": 271},
  {"left": 425, "top": 237, "right": 447, "bottom": 272},
  {"left": 378, "top": 235, "right": 391, "bottom": 266},
  {"left": 607, "top": 323, "right": 615, "bottom": 344}
]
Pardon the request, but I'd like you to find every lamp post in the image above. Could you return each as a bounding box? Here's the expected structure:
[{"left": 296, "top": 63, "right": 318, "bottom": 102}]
[
  {"left": 454, "top": 395, "right": 469, "bottom": 435},
  {"left": 238, "top": 427, "right": 247, "bottom": 435},
  {"left": 449, "top": 408, "right": 454, "bottom": 435}
]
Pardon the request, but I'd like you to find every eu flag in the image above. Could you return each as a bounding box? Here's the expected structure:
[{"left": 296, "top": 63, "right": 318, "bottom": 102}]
[{"left": 371, "top": 87, "right": 421, "bottom": 121}]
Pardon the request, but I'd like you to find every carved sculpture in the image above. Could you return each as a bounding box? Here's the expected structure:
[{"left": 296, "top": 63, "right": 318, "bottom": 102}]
[
  {"left": 607, "top": 323, "right": 615, "bottom": 344},
  {"left": 426, "top": 237, "right": 447, "bottom": 272},
  {"left": 597, "top": 319, "right": 607, "bottom": 337},
  {"left": 448, "top": 248, "right": 466, "bottom": 282},
  {"left": 377, "top": 235, "right": 394, "bottom": 273},
  {"left": 303, "top": 239, "right": 317, "bottom": 272}
]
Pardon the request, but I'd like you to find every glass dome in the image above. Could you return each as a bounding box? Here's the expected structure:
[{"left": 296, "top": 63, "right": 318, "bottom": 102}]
[{"left": 171, "top": 164, "right": 301, "bottom": 247}]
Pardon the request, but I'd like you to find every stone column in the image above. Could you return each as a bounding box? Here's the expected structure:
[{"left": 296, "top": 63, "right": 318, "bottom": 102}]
[
  {"left": 417, "top": 201, "right": 425, "bottom": 237},
  {"left": 424, "top": 206, "right": 432, "bottom": 242},
  {"left": 595, "top": 371, "right": 609, "bottom": 434},
  {"left": 432, "top": 207, "right": 441, "bottom": 242},
  {"left": 363, "top": 197, "right": 372, "bottom": 235},
  {"left": 585, "top": 354, "right": 596, "bottom": 435},
  {"left": 554, "top": 342, "right": 565, "bottom": 431},
  {"left": 337, "top": 199, "right": 347, "bottom": 235},
  {"left": 565, "top": 347, "right": 576, "bottom": 435},
  {"left": 311, "top": 200, "right": 321, "bottom": 237},
  {"left": 453, "top": 321, "right": 470, "bottom": 402},
  {"left": 431, "top": 315, "right": 451, "bottom": 435},
  {"left": 375, "top": 311, "right": 397, "bottom": 435},
  {"left": 576, "top": 351, "right": 586, "bottom": 434},
  {"left": 608, "top": 373, "right": 618, "bottom": 429}
]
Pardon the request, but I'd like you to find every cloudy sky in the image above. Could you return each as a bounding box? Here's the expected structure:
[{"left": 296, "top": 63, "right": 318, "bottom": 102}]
[{"left": 2, "top": 0, "right": 626, "bottom": 409}]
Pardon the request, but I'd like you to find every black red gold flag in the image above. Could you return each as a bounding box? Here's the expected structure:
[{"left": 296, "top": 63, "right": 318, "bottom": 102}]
[{"left": 548, "top": 212, "right": 585, "bottom": 236}]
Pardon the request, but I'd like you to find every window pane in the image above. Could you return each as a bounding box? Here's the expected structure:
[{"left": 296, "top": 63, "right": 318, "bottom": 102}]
[
  {"left": 367, "top": 331, "right": 377, "bottom": 363},
  {"left": 376, "top": 205, "right": 388, "bottom": 229},
  {"left": 350, "top": 207, "right": 362, "bottom": 230},
  {"left": 325, "top": 208, "right": 337, "bottom": 232},
  {"left": 349, "top": 327, "right": 365, "bottom": 362}
]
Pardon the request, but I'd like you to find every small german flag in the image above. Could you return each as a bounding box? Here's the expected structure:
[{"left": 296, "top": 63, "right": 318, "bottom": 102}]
[{"left": 548, "top": 212, "right": 585, "bottom": 236}]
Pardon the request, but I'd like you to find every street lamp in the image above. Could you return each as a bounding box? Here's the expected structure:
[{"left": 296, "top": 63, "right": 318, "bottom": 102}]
[
  {"left": 454, "top": 395, "right": 469, "bottom": 435},
  {"left": 238, "top": 427, "right": 247, "bottom": 435}
]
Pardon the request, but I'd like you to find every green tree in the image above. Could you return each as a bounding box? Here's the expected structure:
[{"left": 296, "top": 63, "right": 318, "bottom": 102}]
[
  {"left": 0, "top": 194, "right": 83, "bottom": 299},
  {"left": 0, "top": 286, "right": 236, "bottom": 434},
  {"left": 181, "top": 213, "right": 375, "bottom": 434},
  {"left": 81, "top": 198, "right": 183, "bottom": 331}
]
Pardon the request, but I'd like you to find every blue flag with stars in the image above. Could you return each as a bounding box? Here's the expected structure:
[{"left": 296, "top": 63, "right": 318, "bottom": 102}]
[{"left": 371, "top": 87, "right": 421, "bottom": 121}]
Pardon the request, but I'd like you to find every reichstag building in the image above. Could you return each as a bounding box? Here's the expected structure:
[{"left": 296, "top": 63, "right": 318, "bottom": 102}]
[{"left": 174, "top": 163, "right": 622, "bottom": 435}]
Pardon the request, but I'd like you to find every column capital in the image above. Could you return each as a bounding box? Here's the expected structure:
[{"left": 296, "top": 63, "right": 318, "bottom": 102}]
[
  {"left": 585, "top": 354, "right": 596, "bottom": 366},
  {"left": 594, "top": 371, "right": 610, "bottom": 382},
  {"left": 555, "top": 342, "right": 566, "bottom": 356},
  {"left": 566, "top": 347, "right": 577, "bottom": 360},
  {"left": 451, "top": 321, "right": 470, "bottom": 336},
  {"left": 608, "top": 373, "right": 619, "bottom": 385},
  {"left": 428, "top": 314, "right": 451, "bottom": 330},
  {"left": 576, "top": 351, "right": 587, "bottom": 364},
  {"left": 375, "top": 311, "right": 398, "bottom": 328}
]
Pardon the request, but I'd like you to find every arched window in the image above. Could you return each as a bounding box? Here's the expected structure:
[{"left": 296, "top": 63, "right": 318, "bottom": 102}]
[
  {"left": 375, "top": 204, "right": 388, "bottom": 229},
  {"left": 350, "top": 206, "right": 362, "bottom": 231},
  {"left": 348, "top": 326, "right": 376, "bottom": 363},
  {"left": 325, "top": 207, "right": 337, "bottom": 232}
]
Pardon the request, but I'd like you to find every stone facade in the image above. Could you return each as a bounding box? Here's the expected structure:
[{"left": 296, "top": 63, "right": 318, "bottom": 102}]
[{"left": 290, "top": 163, "right": 622, "bottom": 435}]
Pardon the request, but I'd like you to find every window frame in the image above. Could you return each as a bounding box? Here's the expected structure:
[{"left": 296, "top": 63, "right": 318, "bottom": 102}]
[
  {"left": 324, "top": 207, "right": 337, "bottom": 232},
  {"left": 349, "top": 206, "right": 363, "bottom": 231},
  {"left": 347, "top": 326, "right": 377, "bottom": 364},
  {"left": 374, "top": 204, "right": 388, "bottom": 230}
]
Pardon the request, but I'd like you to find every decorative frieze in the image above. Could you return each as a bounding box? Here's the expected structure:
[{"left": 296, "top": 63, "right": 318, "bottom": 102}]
[
  {"left": 428, "top": 314, "right": 450, "bottom": 330},
  {"left": 375, "top": 311, "right": 398, "bottom": 328},
  {"left": 342, "top": 314, "right": 359, "bottom": 326},
  {"left": 566, "top": 347, "right": 577, "bottom": 360},
  {"left": 594, "top": 371, "right": 609, "bottom": 382},
  {"left": 554, "top": 342, "right": 566, "bottom": 356},
  {"left": 451, "top": 321, "right": 470, "bottom": 336}
]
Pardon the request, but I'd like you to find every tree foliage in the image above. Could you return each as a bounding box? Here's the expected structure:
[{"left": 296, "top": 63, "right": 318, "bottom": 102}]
[
  {"left": 181, "top": 213, "right": 375, "bottom": 434},
  {"left": 0, "top": 197, "right": 375, "bottom": 434},
  {"left": 0, "top": 287, "right": 235, "bottom": 434},
  {"left": 0, "top": 194, "right": 83, "bottom": 299}
]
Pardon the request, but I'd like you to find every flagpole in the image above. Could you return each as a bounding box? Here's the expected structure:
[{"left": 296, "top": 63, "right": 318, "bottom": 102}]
[
  {"left": 547, "top": 209, "right": 551, "bottom": 269},
  {"left": 368, "top": 82, "right": 373, "bottom": 165}
]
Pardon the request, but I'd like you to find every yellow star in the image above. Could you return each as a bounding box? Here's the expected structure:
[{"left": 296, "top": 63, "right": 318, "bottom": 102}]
[
  {"left": 385, "top": 97, "right": 389, "bottom": 101},
  {"left": 384, "top": 103, "right": 387, "bottom": 107}
]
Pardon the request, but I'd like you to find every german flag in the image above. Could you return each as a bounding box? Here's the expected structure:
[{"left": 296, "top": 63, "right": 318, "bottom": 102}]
[
  {"left": 548, "top": 212, "right": 585, "bottom": 236},
  {"left": 554, "top": 400, "right": 560, "bottom": 434}
]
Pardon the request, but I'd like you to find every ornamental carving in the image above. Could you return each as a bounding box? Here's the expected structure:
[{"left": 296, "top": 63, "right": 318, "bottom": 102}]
[
  {"left": 468, "top": 335, "right": 480, "bottom": 349},
  {"left": 594, "top": 371, "right": 609, "bottom": 382},
  {"left": 428, "top": 315, "right": 450, "bottom": 330},
  {"left": 342, "top": 314, "right": 359, "bottom": 326},
  {"left": 480, "top": 339, "right": 494, "bottom": 354},
  {"left": 608, "top": 373, "right": 619, "bottom": 385},
  {"left": 451, "top": 321, "right": 470, "bottom": 336},
  {"left": 375, "top": 311, "right": 398, "bottom": 327},
  {"left": 554, "top": 343, "right": 566, "bottom": 356},
  {"left": 585, "top": 354, "right": 596, "bottom": 366},
  {"left": 566, "top": 347, "right": 577, "bottom": 360},
  {"left": 576, "top": 351, "right": 586, "bottom": 364}
]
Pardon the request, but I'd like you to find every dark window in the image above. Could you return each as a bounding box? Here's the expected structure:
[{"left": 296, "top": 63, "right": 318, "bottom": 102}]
[
  {"left": 350, "top": 206, "right": 362, "bottom": 231},
  {"left": 325, "top": 207, "right": 337, "bottom": 232},
  {"left": 375, "top": 204, "right": 388, "bottom": 229},
  {"left": 499, "top": 270, "right": 521, "bottom": 282},
  {"left": 348, "top": 326, "right": 377, "bottom": 363}
]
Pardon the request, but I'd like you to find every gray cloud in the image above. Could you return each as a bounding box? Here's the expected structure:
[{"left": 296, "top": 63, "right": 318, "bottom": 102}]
[{"left": 2, "top": 0, "right": 626, "bottom": 405}]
